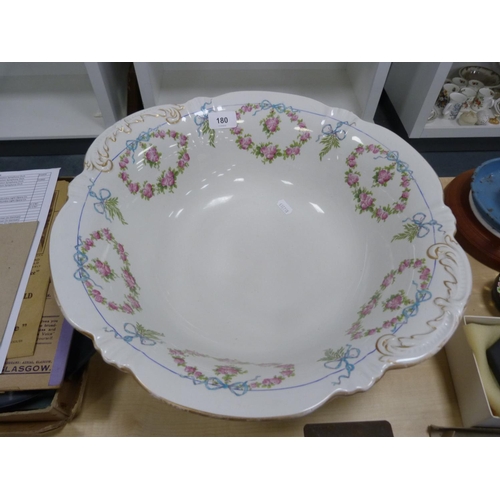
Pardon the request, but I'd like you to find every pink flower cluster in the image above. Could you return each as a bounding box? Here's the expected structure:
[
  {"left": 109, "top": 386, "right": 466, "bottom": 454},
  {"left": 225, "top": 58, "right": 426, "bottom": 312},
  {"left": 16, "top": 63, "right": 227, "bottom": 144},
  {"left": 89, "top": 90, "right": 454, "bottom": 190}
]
[
  {"left": 122, "top": 269, "right": 136, "bottom": 290},
  {"left": 92, "top": 289, "right": 104, "bottom": 303},
  {"left": 383, "top": 318, "right": 399, "bottom": 329},
  {"left": 184, "top": 366, "right": 204, "bottom": 378},
  {"left": 216, "top": 366, "right": 239, "bottom": 376},
  {"left": 265, "top": 116, "right": 280, "bottom": 133},
  {"left": 361, "top": 297, "right": 378, "bottom": 317},
  {"left": 385, "top": 294, "right": 403, "bottom": 311},
  {"left": 142, "top": 183, "right": 154, "bottom": 199},
  {"left": 95, "top": 259, "right": 112, "bottom": 278},
  {"left": 177, "top": 152, "right": 190, "bottom": 169},
  {"left": 285, "top": 146, "right": 300, "bottom": 157},
  {"left": 382, "top": 272, "right": 396, "bottom": 289},
  {"left": 347, "top": 173, "right": 359, "bottom": 186},
  {"left": 116, "top": 243, "right": 127, "bottom": 262},
  {"left": 420, "top": 267, "right": 431, "bottom": 281},
  {"left": 83, "top": 238, "right": 94, "bottom": 251},
  {"left": 238, "top": 136, "right": 253, "bottom": 150},
  {"left": 161, "top": 170, "right": 175, "bottom": 187},
  {"left": 260, "top": 145, "right": 277, "bottom": 160},
  {"left": 145, "top": 146, "right": 160, "bottom": 164},
  {"left": 262, "top": 377, "right": 282, "bottom": 386},
  {"left": 376, "top": 208, "right": 389, "bottom": 220},
  {"left": 359, "top": 192, "right": 374, "bottom": 210},
  {"left": 377, "top": 169, "right": 392, "bottom": 185},
  {"left": 119, "top": 156, "right": 129, "bottom": 169}
]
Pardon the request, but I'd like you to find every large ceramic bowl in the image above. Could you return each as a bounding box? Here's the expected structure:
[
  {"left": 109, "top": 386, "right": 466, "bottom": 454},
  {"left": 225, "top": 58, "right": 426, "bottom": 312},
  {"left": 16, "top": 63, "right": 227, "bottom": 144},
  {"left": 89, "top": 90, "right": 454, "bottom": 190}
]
[{"left": 50, "top": 91, "right": 472, "bottom": 419}]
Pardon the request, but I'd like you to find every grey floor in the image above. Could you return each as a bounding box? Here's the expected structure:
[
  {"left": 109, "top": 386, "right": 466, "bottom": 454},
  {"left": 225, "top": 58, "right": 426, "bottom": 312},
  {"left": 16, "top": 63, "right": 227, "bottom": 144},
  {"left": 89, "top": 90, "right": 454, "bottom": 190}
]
[{"left": 1, "top": 91, "right": 499, "bottom": 177}]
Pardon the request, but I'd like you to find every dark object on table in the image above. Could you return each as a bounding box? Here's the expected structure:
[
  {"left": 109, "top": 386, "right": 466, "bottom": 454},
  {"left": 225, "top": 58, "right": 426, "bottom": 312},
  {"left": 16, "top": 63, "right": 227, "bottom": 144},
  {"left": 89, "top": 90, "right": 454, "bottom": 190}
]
[
  {"left": 444, "top": 169, "right": 500, "bottom": 271},
  {"left": 0, "top": 331, "right": 95, "bottom": 415},
  {"left": 486, "top": 336, "right": 500, "bottom": 386},
  {"left": 304, "top": 420, "right": 393, "bottom": 437},
  {"left": 64, "top": 331, "right": 95, "bottom": 380},
  {"left": 0, "top": 390, "right": 57, "bottom": 412},
  {"left": 492, "top": 274, "right": 500, "bottom": 312}
]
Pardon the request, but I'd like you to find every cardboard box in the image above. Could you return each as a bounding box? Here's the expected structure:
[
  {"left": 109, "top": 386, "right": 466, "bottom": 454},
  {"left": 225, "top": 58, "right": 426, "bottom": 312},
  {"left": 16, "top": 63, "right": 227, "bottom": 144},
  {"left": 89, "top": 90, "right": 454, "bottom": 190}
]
[
  {"left": 0, "top": 366, "right": 88, "bottom": 436},
  {"left": 445, "top": 316, "right": 500, "bottom": 428}
]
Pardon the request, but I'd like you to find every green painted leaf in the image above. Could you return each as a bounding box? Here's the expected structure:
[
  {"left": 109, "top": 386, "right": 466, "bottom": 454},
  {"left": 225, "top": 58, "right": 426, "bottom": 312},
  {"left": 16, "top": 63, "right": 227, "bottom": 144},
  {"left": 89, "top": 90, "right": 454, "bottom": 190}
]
[
  {"left": 136, "top": 323, "right": 164, "bottom": 342},
  {"left": 104, "top": 197, "right": 127, "bottom": 225},
  {"left": 319, "top": 135, "right": 340, "bottom": 161},
  {"left": 318, "top": 346, "right": 346, "bottom": 362},
  {"left": 391, "top": 223, "right": 420, "bottom": 243}
]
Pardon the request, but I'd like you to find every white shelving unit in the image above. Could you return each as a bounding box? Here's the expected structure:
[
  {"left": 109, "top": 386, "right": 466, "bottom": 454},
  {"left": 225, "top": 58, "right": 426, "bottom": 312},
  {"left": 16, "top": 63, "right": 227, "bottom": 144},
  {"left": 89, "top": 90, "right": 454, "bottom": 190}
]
[
  {"left": 134, "top": 62, "right": 391, "bottom": 122},
  {"left": 0, "top": 62, "right": 130, "bottom": 140},
  {"left": 384, "top": 62, "right": 500, "bottom": 139}
]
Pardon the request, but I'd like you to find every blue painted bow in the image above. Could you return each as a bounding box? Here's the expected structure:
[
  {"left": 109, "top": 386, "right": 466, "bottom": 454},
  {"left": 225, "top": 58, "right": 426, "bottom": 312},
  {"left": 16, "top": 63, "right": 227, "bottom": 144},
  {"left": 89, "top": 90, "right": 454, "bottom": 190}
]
[
  {"left": 324, "top": 344, "right": 361, "bottom": 386},
  {"left": 385, "top": 150, "right": 412, "bottom": 176},
  {"left": 316, "top": 121, "right": 351, "bottom": 142},
  {"left": 400, "top": 286, "right": 432, "bottom": 324},
  {"left": 72, "top": 238, "right": 101, "bottom": 288},
  {"left": 89, "top": 188, "right": 112, "bottom": 222},
  {"left": 193, "top": 101, "right": 213, "bottom": 136},
  {"left": 403, "top": 212, "right": 443, "bottom": 238},
  {"left": 252, "top": 100, "right": 297, "bottom": 116},
  {"left": 123, "top": 323, "right": 156, "bottom": 346},
  {"left": 125, "top": 128, "right": 157, "bottom": 159},
  {"left": 186, "top": 375, "right": 257, "bottom": 396}
]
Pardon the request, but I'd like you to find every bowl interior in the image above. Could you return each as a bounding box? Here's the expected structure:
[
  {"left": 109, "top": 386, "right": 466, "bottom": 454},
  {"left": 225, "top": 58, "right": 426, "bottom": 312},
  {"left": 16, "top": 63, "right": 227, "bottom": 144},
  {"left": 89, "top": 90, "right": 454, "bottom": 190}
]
[{"left": 83, "top": 131, "right": 422, "bottom": 365}]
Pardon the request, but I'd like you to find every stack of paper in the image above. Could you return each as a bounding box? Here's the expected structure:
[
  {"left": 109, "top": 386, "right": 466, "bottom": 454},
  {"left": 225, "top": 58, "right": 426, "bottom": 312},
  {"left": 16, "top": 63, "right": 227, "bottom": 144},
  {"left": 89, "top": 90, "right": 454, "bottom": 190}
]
[{"left": 0, "top": 169, "right": 72, "bottom": 389}]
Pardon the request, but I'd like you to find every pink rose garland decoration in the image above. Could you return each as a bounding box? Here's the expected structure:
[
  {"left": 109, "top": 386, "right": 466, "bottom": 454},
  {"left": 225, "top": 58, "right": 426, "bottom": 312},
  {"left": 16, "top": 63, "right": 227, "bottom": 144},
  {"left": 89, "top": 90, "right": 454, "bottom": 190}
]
[
  {"left": 167, "top": 349, "right": 296, "bottom": 393},
  {"left": 78, "top": 228, "right": 141, "bottom": 315},
  {"left": 346, "top": 258, "right": 432, "bottom": 340},
  {"left": 117, "top": 129, "right": 190, "bottom": 199},
  {"left": 229, "top": 103, "right": 313, "bottom": 164},
  {"left": 344, "top": 144, "right": 412, "bottom": 222}
]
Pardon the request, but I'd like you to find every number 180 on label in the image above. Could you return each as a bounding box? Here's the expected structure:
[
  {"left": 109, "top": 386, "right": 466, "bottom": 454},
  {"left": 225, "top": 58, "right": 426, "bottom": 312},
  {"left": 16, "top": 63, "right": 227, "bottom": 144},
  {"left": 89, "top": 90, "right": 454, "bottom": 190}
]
[{"left": 208, "top": 111, "right": 237, "bottom": 130}]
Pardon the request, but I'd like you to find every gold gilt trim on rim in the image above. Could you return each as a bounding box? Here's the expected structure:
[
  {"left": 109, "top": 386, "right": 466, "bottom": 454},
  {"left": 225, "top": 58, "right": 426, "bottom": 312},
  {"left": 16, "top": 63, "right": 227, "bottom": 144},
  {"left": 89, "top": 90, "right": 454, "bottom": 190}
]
[
  {"left": 375, "top": 233, "right": 470, "bottom": 361},
  {"left": 84, "top": 105, "right": 184, "bottom": 173}
]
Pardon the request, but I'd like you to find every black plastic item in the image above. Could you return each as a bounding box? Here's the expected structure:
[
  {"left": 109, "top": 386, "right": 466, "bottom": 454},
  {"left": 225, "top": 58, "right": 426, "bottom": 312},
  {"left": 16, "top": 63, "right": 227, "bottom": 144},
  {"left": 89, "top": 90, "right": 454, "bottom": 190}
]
[
  {"left": 304, "top": 420, "right": 393, "bottom": 437},
  {"left": 486, "top": 336, "right": 500, "bottom": 386},
  {"left": 0, "top": 389, "right": 56, "bottom": 411}
]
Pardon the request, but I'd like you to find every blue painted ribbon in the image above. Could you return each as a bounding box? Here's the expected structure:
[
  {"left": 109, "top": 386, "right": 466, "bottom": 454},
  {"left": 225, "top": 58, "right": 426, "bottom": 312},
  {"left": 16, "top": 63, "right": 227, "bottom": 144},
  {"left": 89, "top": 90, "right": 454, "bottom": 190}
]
[
  {"left": 400, "top": 285, "right": 432, "bottom": 323},
  {"left": 324, "top": 344, "right": 360, "bottom": 386},
  {"left": 316, "top": 121, "right": 351, "bottom": 142},
  {"left": 73, "top": 238, "right": 101, "bottom": 287},
  {"left": 194, "top": 101, "right": 213, "bottom": 136},
  {"left": 185, "top": 375, "right": 258, "bottom": 396},
  {"left": 381, "top": 150, "right": 412, "bottom": 175},
  {"left": 403, "top": 212, "right": 443, "bottom": 238},
  {"left": 125, "top": 128, "right": 157, "bottom": 159},
  {"left": 123, "top": 322, "right": 156, "bottom": 346},
  {"left": 252, "top": 100, "right": 297, "bottom": 116},
  {"left": 89, "top": 188, "right": 112, "bottom": 222}
]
